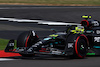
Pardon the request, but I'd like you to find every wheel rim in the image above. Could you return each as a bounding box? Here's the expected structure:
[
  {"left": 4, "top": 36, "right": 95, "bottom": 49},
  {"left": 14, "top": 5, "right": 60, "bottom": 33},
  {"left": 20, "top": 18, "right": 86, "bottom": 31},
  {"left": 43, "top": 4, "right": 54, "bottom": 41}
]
[{"left": 78, "top": 39, "right": 87, "bottom": 56}]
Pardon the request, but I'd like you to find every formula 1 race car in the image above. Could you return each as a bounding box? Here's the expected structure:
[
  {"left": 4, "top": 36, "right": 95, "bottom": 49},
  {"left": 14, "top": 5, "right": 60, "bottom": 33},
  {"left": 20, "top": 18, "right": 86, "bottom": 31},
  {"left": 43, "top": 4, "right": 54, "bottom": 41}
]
[{"left": 4, "top": 15, "right": 100, "bottom": 58}]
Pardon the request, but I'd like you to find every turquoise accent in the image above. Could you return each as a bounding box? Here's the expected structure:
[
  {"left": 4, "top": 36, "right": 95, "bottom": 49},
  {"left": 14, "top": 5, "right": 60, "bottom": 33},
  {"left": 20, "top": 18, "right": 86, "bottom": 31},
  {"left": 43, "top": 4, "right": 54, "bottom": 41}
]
[
  {"left": 50, "top": 43, "right": 53, "bottom": 45},
  {"left": 44, "top": 38, "right": 51, "bottom": 40},
  {"left": 59, "top": 41, "right": 61, "bottom": 43},
  {"left": 93, "top": 46, "right": 100, "bottom": 48},
  {"left": 63, "top": 52, "right": 65, "bottom": 54},
  {"left": 86, "top": 30, "right": 93, "bottom": 32},
  {"left": 87, "top": 30, "right": 93, "bottom": 32},
  {"left": 55, "top": 42, "right": 58, "bottom": 44}
]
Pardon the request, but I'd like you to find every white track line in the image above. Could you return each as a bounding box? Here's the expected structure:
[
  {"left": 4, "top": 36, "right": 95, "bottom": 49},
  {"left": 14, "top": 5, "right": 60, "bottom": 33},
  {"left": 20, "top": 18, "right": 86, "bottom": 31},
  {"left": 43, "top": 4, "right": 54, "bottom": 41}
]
[
  {"left": 0, "top": 58, "right": 16, "bottom": 61},
  {"left": 0, "top": 18, "right": 81, "bottom": 26}
]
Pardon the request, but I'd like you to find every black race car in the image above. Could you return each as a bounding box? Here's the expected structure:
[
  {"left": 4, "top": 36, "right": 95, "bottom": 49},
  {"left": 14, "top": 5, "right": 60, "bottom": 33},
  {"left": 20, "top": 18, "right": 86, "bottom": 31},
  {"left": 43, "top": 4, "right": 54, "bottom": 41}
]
[{"left": 5, "top": 16, "right": 100, "bottom": 58}]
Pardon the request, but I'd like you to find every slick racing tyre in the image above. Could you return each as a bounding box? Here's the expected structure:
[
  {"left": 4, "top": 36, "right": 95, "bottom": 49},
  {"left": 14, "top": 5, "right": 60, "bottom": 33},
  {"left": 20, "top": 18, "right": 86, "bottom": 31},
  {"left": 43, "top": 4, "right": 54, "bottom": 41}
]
[
  {"left": 81, "top": 20, "right": 92, "bottom": 30},
  {"left": 17, "top": 31, "right": 39, "bottom": 47},
  {"left": 74, "top": 34, "right": 89, "bottom": 58},
  {"left": 17, "top": 31, "right": 39, "bottom": 57}
]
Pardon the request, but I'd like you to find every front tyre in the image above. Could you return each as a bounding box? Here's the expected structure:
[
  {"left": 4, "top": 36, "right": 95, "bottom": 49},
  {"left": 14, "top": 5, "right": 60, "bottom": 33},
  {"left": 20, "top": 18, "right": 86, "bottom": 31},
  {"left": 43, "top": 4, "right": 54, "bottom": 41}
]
[{"left": 17, "top": 31, "right": 39, "bottom": 57}]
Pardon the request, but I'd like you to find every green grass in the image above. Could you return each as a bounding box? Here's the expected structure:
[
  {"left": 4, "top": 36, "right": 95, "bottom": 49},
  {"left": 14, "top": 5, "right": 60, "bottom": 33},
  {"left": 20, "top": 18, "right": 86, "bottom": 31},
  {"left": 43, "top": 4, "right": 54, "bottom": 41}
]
[
  {"left": 0, "top": 38, "right": 9, "bottom": 50},
  {"left": 0, "top": 38, "right": 16, "bottom": 50},
  {"left": 0, "top": 0, "right": 100, "bottom": 6}
]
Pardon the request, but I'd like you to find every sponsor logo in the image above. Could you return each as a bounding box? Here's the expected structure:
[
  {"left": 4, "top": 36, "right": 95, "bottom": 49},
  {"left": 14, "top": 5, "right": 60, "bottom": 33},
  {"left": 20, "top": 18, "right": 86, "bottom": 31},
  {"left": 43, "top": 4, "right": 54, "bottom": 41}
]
[
  {"left": 68, "top": 43, "right": 73, "bottom": 48},
  {"left": 94, "top": 37, "right": 100, "bottom": 42},
  {"left": 9, "top": 43, "right": 14, "bottom": 46},
  {"left": 92, "top": 21, "right": 99, "bottom": 26},
  {"left": 96, "top": 30, "right": 100, "bottom": 34}
]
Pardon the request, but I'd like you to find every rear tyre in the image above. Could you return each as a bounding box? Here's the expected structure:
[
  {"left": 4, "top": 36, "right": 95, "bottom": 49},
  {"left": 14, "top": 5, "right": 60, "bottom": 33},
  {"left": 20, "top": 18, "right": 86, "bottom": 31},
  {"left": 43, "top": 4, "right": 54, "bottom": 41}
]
[
  {"left": 74, "top": 34, "right": 88, "bottom": 58},
  {"left": 17, "top": 31, "right": 39, "bottom": 57}
]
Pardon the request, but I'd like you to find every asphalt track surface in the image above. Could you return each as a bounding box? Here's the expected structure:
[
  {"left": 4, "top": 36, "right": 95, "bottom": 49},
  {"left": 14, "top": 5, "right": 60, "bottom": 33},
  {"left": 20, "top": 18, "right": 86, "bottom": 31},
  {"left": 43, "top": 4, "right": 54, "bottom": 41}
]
[{"left": 0, "top": 5, "right": 100, "bottom": 67}]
